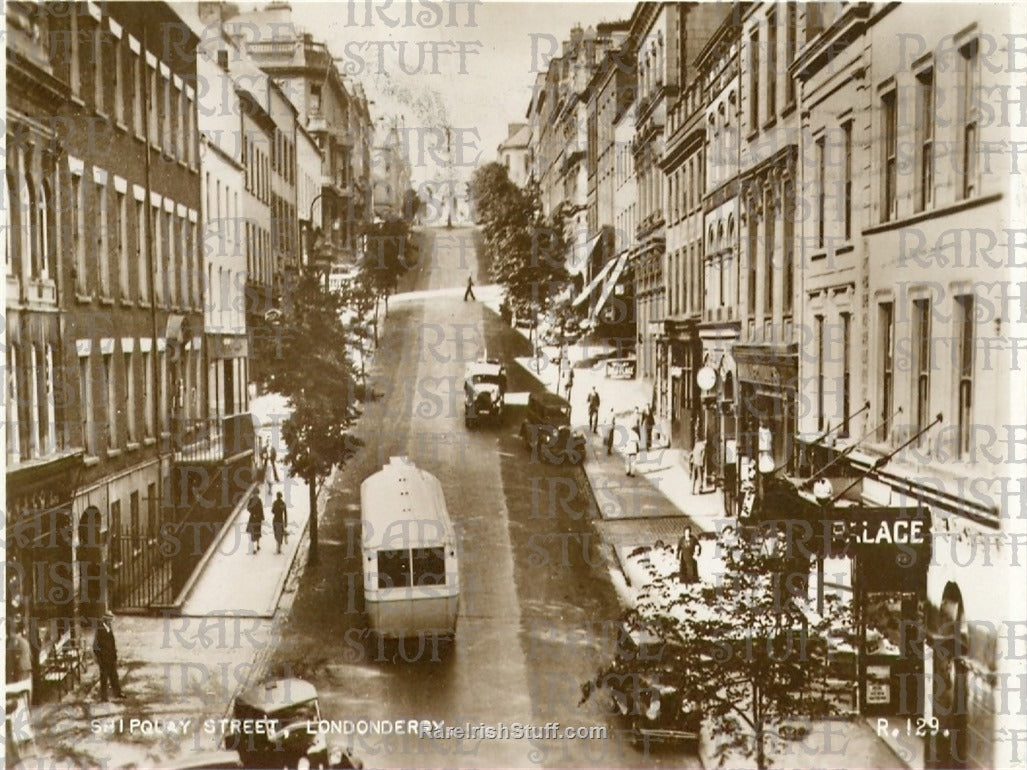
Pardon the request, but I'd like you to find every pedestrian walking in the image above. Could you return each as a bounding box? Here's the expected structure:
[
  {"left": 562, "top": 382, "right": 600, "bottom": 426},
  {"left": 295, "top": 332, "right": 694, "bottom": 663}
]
[
  {"left": 463, "top": 274, "right": 476, "bottom": 301},
  {"left": 642, "top": 405, "right": 655, "bottom": 451},
  {"left": 587, "top": 387, "right": 601, "bottom": 434},
  {"left": 690, "top": 440, "right": 707, "bottom": 494},
  {"left": 562, "top": 367, "right": 574, "bottom": 400},
  {"left": 246, "top": 492, "right": 264, "bottom": 554},
  {"left": 92, "top": 613, "right": 123, "bottom": 701},
  {"left": 269, "top": 445, "right": 280, "bottom": 482},
  {"left": 631, "top": 406, "right": 641, "bottom": 435},
  {"left": 605, "top": 409, "right": 617, "bottom": 455},
  {"left": 678, "top": 529, "right": 702, "bottom": 584},
  {"left": 271, "top": 492, "right": 288, "bottom": 555},
  {"left": 624, "top": 426, "right": 640, "bottom": 477}
]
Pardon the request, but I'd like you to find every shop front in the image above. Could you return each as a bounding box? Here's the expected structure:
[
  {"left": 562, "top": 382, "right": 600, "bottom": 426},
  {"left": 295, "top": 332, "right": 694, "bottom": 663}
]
[
  {"left": 665, "top": 318, "right": 701, "bottom": 448},
  {"left": 754, "top": 480, "right": 932, "bottom": 721},
  {"left": 733, "top": 342, "right": 798, "bottom": 489}
]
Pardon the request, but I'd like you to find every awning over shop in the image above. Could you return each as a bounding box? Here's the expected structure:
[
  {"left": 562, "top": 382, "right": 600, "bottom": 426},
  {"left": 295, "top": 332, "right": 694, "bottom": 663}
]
[
  {"left": 572, "top": 254, "right": 620, "bottom": 308},
  {"left": 591, "top": 252, "right": 629, "bottom": 322},
  {"left": 567, "top": 230, "right": 604, "bottom": 278}
]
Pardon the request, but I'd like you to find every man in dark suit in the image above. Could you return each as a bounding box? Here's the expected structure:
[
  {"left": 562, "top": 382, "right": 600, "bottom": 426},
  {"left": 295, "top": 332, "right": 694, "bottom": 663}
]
[{"left": 93, "top": 613, "right": 123, "bottom": 701}]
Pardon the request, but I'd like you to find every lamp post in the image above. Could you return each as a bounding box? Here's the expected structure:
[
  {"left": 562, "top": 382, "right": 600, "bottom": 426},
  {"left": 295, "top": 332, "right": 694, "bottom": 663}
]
[
  {"left": 813, "top": 477, "right": 833, "bottom": 615},
  {"left": 756, "top": 420, "right": 775, "bottom": 521}
]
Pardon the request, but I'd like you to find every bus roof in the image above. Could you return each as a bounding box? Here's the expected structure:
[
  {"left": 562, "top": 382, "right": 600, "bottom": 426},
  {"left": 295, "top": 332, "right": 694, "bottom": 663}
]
[{"left": 360, "top": 457, "right": 455, "bottom": 550}]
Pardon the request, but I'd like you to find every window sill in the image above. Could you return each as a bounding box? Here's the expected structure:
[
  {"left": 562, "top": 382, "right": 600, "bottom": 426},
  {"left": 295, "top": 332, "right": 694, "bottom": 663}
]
[
  {"left": 810, "top": 250, "right": 827, "bottom": 261},
  {"left": 746, "top": 128, "right": 759, "bottom": 142},
  {"left": 763, "top": 115, "right": 778, "bottom": 131},
  {"left": 836, "top": 243, "right": 855, "bottom": 256},
  {"left": 99, "top": 296, "right": 115, "bottom": 306},
  {"left": 107, "top": 448, "right": 124, "bottom": 459},
  {"left": 70, "top": 94, "right": 85, "bottom": 108},
  {"left": 135, "top": 132, "right": 146, "bottom": 143},
  {"left": 75, "top": 293, "right": 93, "bottom": 304},
  {"left": 144, "top": 437, "right": 157, "bottom": 447},
  {"left": 120, "top": 298, "right": 136, "bottom": 308},
  {"left": 115, "top": 121, "right": 128, "bottom": 133},
  {"left": 139, "top": 300, "right": 151, "bottom": 308},
  {"left": 84, "top": 454, "right": 100, "bottom": 467},
  {"left": 126, "top": 442, "right": 141, "bottom": 452},
  {"left": 863, "top": 191, "right": 1003, "bottom": 236},
  {"left": 782, "top": 100, "right": 797, "bottom": 119}
]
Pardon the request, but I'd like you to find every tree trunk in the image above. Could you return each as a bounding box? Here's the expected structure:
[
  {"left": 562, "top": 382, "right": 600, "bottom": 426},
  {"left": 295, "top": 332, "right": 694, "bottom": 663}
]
[
  {"left": 308, "top": 475, "right": 319, "bottom": 566},
  {"left": 755, "top": 718, "right": 766, "bottom": 770}
]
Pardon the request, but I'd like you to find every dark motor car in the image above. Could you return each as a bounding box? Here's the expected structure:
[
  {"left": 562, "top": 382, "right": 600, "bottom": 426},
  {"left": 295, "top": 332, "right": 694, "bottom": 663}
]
[
  {"left": 225, "top": 679, "right": 361, "bottom": 769},
  {"left": 610, "top": 623, "right": 701, "bottom": 749},
  {"left": 464, "top": 359, "right": 507, "bottom": 427},
  {"left": 519, "top": 391, "right": 586, "bottom": 465}
]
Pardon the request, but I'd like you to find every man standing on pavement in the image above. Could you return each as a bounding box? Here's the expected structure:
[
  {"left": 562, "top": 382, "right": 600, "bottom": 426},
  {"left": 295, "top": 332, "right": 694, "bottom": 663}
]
[
  {"left": 587, "top": 387, "right": 601, "bottom": 433},
  {"left": 690, "top": 440, "right": 707, "bottom": 494},
  {"left": 463, "top": 274, "right": 476, "bottom": 301},
  {"left": 642, "top": 405, "right": 655, "bottom": 451},
  {"left": 92, "top": 613, "right": 123, "bottom": 701},
  {"left": 272, "top": 492, "right": 288, "bottom": 555}
]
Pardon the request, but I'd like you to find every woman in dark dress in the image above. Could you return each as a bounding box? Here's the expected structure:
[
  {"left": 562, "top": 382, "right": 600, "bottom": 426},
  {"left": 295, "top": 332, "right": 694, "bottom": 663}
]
[
  {"left": 678, "top": 529, "right": 701, "bottom": 584},
  {"left": 246, "top": 493, "right": 264, "bottom": 554}
]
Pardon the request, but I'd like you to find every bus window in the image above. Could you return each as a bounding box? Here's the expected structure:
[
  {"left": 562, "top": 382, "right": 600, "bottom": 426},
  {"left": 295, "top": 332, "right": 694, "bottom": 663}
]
[
  {"left": 378, "top": 549, "right": 412, "bottom": 589},
  {"left": 413, "top": 547, "right": 446, "bottom": 586}
]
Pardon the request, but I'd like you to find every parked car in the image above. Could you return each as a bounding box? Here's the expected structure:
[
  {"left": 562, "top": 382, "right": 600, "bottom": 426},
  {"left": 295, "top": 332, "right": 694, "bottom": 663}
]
[
  {"left": 519, "top": 391, "right": 586, "bottom": 465},
  {"left": 224, "top": 679, "right": 362, "bottom": 769},
  {"left": 610, "top": 622, "right": 701, "bottom": 749},
  {"left": 464, "top": 359, "right": 507, "bottom": 427}
]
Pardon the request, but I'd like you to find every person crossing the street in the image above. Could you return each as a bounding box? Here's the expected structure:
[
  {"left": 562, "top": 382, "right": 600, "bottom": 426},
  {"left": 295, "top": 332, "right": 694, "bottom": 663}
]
[{"left": 464, "top": 274, "right": 476, "bottom": 301}]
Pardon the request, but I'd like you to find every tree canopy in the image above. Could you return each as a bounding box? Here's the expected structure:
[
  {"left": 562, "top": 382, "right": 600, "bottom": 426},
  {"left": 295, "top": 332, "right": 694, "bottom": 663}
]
[
  {"left": 470, "top": 162, "right": 570, "bottom": 319},
  {"left": 250, "top": 268, "right": 363, "bottom": 563},
  {"left": 361, "top": 215, "right": 414, "bottom": 299},
  {"left": 582, "top": 526, "right": 852, "bottom": 769}
]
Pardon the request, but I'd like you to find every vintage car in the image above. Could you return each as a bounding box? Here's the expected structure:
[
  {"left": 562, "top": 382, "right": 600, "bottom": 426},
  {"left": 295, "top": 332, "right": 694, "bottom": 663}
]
[
  {"left": 519, "top": 391, "right": 586, "bottom": 465},
  {"left": 610, "top": 622, "right": 701, "bottom": 749},
  {"left": 464, "top": 359, "right": 507, "bottom": 427},
  {"left": 224, "top": 678, "right": 362, "bottom": 769}
]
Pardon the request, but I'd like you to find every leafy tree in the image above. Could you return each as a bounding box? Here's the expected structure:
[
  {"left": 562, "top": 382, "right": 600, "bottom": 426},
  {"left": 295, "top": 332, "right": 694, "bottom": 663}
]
[
  {"left": 582, "top": 526, "right": 850, "bottom": 769},
  {"left": 361, "top": 215, "right": 414, "bottom": 316},
  {"left": 250, "top": 268, "right": 363, "bottom": 564},
  {"left": 470, "top": 162, "right": 570, "bottom": 330}
]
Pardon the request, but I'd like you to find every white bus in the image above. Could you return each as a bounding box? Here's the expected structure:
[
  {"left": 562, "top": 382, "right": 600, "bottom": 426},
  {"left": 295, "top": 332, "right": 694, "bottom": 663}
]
[{"left": 360, "top": 457, "right": 459, "bottom": 641}]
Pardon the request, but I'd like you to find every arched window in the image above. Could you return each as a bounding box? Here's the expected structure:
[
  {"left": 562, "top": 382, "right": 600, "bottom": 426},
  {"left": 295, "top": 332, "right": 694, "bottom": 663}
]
[
  {"left": 44, "top": 343, "right": 56, "bottom": 454},
  {"left": 21, "top": 171, "right": 35, "bottom": 279},
  {"left": 42, "top": 178, "right": 56, "bottom": 279},
  {"left": 7, "top": 342, "right": 20, "bottom": 461},
  {"left": 5, "top": 166, "right": 18, "bottom": 278}
]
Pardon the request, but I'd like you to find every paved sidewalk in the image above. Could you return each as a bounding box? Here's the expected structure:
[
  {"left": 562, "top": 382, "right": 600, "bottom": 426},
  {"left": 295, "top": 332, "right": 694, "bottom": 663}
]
[{"left": 25, "top": 395, "right": 310, "bottom": 769}]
